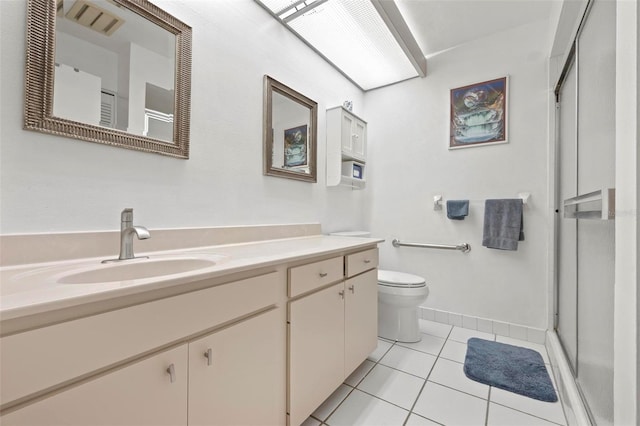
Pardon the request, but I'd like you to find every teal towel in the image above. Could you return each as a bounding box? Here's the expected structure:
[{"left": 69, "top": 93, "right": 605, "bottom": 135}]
[{"left": 447, "top": 200, "right": 469, "bottom": 220}]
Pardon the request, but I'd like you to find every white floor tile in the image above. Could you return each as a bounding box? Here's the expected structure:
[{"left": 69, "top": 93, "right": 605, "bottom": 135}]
[
  {"left": 368, "top": 339, "right": 394, "bottom": 362},
  {"left": 490, "top": 387, "right": 566, "bottom": 425},
  {"left": 487, "top": 402, "right": 559, "bottom": 426},
  {"left": 405, "top": 413, "right": 441, "bottom": 425},
  {"left": 344, "top": 359, "right": 375, "bottom": 387},
  {"left": 312, "top": 384, "right": 352, "bottom": 421},
  {"left": 418, "top": 319, "right": 452, "bottom": 338},
  {"left": 413, "top": 381, "right": 487, "bottom": 426},
  {"left": 301, "top": 416, "right": 322, "bottom": 426},
  {"left": 495, "top": 336, "right": 550, "bottom": 364},
  {"left": 397, "top": 333, "right": 445, "bottom": 356},
  {"left": 439, "top": 339, "right": 468, "bottom": 363},
  {"left": 379, "top": 345, "right": 437, "bottom": 378},
  {"left": 325, "top": 389, "right": 409, "bottom": 426},
  {"left": 428, "top": 357, "right": 489, "bottom": 399},
  {"left": 449, "top": 326, "right": 496, "bottom": 343},
  {"left": 357, "top": 364, "right": 424, "bottom": 410}
]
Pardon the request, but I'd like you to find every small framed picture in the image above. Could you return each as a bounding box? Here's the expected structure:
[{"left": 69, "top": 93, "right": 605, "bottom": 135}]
[
  {"left": 450, "top": 77, "right": 508, "bottom": 149},
  {"left": 283, "top": 125, "right": 308, "bottom": 167}
]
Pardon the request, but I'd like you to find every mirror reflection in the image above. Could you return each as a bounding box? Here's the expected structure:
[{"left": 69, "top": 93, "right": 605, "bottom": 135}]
[
  {"left": 263, "top": 76, "right": 317, "bottom": 183},
  {"left": 54, "top": 0, "right": 176, "bottom": 143}
]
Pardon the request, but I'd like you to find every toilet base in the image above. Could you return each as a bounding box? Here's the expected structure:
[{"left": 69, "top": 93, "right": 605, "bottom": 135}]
[{"left": 378, "top": 303, "right": 422, "bottom": 343}]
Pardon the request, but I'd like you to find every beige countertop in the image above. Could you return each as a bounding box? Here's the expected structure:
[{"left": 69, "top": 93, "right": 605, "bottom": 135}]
[{"left": 0, "top": 235, "right": 383, "bottom": 322}]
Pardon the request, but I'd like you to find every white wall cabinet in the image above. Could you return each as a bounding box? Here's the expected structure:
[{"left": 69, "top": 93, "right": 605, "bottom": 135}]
[
  {"left": 287, "top": 250, "right": 378, "bottom": 425},
  {"left": 326, "top": 106, "right": 367, "bottom": 188}
]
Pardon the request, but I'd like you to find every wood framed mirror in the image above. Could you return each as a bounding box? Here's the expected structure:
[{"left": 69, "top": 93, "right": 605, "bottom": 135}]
[
  {"left": 263, "top": 76, "right": 317, "bottom": 183},
  {"left": 24, "top": 0, "right": 192, "bottom": 158}
]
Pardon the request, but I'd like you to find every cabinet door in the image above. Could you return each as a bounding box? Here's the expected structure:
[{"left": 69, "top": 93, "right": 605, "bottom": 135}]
[
  {"left": 344, "top": 269, "right": 378, "bottom": 376},
  {"left": 288, "top": 282, "right": 345, "bottom": 426},
  {"left": 351, "top": 118, "right": 366, "bottom": 160},
  {"left": 341, "top": 112, "right": 355, "bottom": 155},
  {"left": 2, "top": 346, "right": 188, "bottom": 426},
  {"left": 188, "top": 309, "right": 285, "bottom": 426}
]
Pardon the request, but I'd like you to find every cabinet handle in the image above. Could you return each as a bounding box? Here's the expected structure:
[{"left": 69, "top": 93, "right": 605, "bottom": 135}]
[
  {"left": 204, "top": 348, "right": 212, "bottom": 366},
  {"left": 349, "top": 285, "right": 355, "bottom": 294},
  {"left": 319, "top": 272, "right": 328, "bottom": 278},
  {"left": 364, "top": 259, "right": 371, "bottom": 264},
  {"left": 166, "top": 364, "right": 176, "bottom": 383},
  {"left": 339, "top": 290, "right": 345, "bottom": 299}
]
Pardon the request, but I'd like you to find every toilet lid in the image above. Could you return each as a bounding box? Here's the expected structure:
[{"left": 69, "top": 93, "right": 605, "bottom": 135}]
[{"left": 378, "top": 270, "right": 426, "bottom": 288}]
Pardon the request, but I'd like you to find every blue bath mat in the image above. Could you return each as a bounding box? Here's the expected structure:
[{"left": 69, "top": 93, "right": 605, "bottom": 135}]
[{"left": 464, "top": 338, "right": 558, "bottom": 402}]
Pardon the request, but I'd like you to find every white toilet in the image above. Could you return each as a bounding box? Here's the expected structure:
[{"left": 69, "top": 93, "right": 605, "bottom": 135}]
[
  {"left": 377, "top": 269, "right": 428, "bottom": 343},
  {"left": 327, "top": 231, "right": 428, "bottom": 344}
]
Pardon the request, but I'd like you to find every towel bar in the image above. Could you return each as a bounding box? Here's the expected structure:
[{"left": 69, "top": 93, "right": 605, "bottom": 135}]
[
  {"left": 392, "top": 239, "right": 471, "bottom": 253},
  {"left": 563, "top": 188, "right": 615, "bottom": 220}
]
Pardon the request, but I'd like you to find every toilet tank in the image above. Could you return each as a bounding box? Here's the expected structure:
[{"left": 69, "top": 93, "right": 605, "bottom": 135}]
[{"left": 328, "top": 231, "right": 371, "bottom": 238}]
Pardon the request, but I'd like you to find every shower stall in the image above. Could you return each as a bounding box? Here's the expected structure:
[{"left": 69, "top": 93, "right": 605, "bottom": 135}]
[{"left": 554, "top": 0, "right": 616, "bottom": 424}]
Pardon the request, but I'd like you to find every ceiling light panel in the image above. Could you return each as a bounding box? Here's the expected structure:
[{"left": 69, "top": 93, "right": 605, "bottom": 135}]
[{"left": 258, "top": 0, "right": 419, "bottom": 90}]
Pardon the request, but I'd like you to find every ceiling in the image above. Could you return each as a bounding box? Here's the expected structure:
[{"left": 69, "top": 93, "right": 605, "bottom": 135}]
[{"left": 396, "top": 0, "right": 556, "bottom": 57}]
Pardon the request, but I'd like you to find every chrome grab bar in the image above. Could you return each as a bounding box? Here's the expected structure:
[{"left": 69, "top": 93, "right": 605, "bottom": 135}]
[{"left": 392, "top": 239, "right": 471, "bottom": 253}]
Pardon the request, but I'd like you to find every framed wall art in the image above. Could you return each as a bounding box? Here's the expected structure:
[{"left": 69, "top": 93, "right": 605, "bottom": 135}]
[
  {"left": 450, "top": 76, "right": 508, "bottom": 149},
  {"left": 283, "top": 124, "right": 308, "bottom": 168}
]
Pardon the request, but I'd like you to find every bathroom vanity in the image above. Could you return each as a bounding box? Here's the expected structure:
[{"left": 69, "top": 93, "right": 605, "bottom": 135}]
[{"left": 0, "top": 232, "right": 381, "bottom": 426}]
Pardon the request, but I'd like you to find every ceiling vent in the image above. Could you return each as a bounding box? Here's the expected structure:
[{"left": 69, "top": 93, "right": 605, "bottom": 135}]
[{"left": 65, "top": 0, "right": 125, "bottom": 36}]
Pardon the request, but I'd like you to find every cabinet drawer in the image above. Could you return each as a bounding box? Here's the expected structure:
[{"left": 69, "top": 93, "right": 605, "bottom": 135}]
[
  {"left": 345, "top": 248, "right": 378, "bottom": 277},
  {"left": 288, "top": 256, "right": 343, "bottom": 298},
  {"left": 0, "top": 272, "right": 279, "bottom": 407}
]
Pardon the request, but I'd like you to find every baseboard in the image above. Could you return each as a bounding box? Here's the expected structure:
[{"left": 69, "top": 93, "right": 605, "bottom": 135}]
[
  {"left": 419, "top": 307, "right": 547, "bottom": 344},
  {"left": 545, "top": 331, "right": 592, "bottom": 426}
]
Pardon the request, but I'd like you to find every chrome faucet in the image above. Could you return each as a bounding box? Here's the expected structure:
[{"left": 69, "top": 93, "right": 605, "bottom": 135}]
[{"left": 102, "top": 208, "right": 150, "bottom": 263}]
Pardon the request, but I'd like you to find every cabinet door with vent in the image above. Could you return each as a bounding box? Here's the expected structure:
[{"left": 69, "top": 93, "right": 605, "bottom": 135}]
[
  {"left": 188, "top": 309, "right": 285, "bottom": 426},
  {"left": 1, "top": 346, "right": 188, "bottom": 426}
]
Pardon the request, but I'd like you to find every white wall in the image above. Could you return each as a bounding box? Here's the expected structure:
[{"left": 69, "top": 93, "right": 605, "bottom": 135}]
[
  {"left": 127, "top": 43, "right": 174, "bottom": 135},
  {"left": 55, "top": 31, "right": 118, "bottom": 92},
  {"left": 363, "top": 19, "right": 552, "bottom": 329},
  {"left": 0, "top": 0, "right": 366, "bottom": 234}
]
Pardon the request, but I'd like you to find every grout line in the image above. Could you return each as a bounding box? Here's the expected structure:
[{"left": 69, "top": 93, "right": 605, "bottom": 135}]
[
  {"left": 320, "top": 331, "right": 566, "bottom": 426},
  {"left": 488, "top": 400, "right": 567, "bottom": 426},
  {"left": 485, "top": 387, "right": 492, "bottom": 425},
  {"left": 322, "top": 339, "right": 397, "bottom": 424}
]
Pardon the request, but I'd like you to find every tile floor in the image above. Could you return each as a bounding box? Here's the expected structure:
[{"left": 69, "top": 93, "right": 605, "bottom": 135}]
[{"left": 302, "top": 319, "right": 567, "bottom": 426}]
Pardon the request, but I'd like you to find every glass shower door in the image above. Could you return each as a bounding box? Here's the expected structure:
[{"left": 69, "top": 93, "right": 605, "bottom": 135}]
[{"left": 556, "top": 1, "right": 616, "bottom": 424}]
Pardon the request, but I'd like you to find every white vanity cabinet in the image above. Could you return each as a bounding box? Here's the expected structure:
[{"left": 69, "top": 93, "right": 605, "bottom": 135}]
[
  {"left": 326, "top": 106, "right": 368, "bottom": 188},
  {"left": 0, "top": 238, "right": 381, "bottom": 426},
  {"left": 344, "top": 268, "right": 378, "bottom": 375},
  {"left": 188, "top": 308, "right": 284, "bottom": 425},
  {"left": 287, "top": 249, "right": 378, "bottom": 426},
  {"left": 1, "top": 345, "right": 189, "bottom": 426},
  {"left": 0, "top": 271, "right": 285, "bottom": 426},
  {"left": 289, "top": 281, "right": 346, "bottom": 426}
]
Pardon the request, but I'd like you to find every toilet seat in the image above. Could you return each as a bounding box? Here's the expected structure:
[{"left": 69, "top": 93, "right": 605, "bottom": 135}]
[{"left": 378, "top": 270, "right": 426, "bottom": 288}]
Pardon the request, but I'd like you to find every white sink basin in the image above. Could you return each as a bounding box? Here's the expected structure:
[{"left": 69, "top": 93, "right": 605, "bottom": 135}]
[{"left": 57, "top": 254, "right": 227, "bottom": 284}]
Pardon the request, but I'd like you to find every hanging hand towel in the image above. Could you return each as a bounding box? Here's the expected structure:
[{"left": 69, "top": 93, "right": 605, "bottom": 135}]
[
  {"left": 446, "top": 200, "right": 469, "bottom": 220},
  {"left": 482, "top": 199, "right": 524, "bottom": 250}
]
